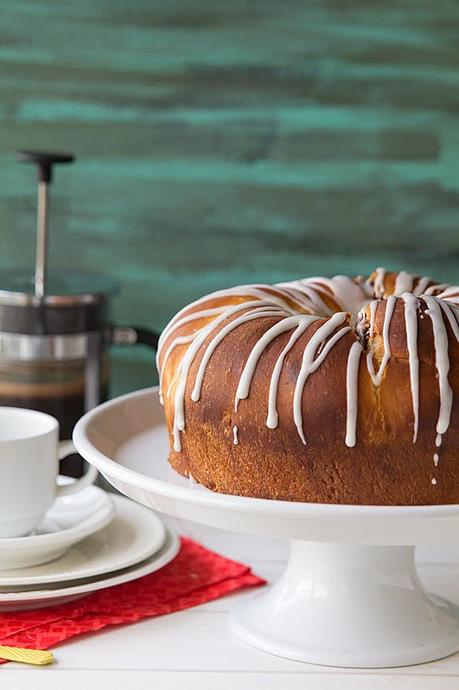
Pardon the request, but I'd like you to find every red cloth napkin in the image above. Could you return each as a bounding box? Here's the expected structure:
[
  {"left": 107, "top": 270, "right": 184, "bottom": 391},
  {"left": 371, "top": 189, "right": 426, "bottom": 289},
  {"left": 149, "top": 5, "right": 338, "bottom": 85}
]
[{"left": 0, "top": 537, "right": 265, "bottom": 662}]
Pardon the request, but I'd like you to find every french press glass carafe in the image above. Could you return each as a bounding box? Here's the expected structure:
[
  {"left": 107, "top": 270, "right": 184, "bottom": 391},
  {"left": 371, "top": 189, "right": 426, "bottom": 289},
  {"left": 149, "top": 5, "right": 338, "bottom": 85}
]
[{"left": 0, "top": 151, "right": 158, "bottom": 441}]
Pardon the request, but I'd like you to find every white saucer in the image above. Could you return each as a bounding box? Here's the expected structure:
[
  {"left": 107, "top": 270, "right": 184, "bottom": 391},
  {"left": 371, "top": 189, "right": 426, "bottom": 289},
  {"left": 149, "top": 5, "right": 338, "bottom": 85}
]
[
  {"left": 0, "top": 523, "right": 180, "bottom": 611},
  {"left": 0, "top": 482, "right": 115, "bottom": 570},
  {"left": 0, "top": 495, "right": 166, "bottom": 587}
]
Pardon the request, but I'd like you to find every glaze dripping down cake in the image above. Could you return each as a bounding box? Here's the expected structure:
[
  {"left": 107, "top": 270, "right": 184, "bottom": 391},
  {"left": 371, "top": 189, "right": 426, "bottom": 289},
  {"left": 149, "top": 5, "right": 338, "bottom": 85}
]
[{"left": 157, "top": 269, "right": 459, "bottom": 505}]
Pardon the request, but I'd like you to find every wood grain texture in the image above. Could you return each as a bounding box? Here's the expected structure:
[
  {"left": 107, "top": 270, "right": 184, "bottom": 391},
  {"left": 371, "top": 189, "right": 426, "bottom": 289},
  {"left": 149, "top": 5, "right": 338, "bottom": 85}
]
[{"left": 0, "top": 0, "right": 458, "bottom": 392}]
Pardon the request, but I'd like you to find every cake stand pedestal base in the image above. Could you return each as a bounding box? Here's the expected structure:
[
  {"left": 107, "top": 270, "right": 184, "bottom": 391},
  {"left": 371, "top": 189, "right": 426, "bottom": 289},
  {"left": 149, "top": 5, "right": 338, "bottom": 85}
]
[{"left": 231, "top": 540, "right": 459, "bottom": 668}]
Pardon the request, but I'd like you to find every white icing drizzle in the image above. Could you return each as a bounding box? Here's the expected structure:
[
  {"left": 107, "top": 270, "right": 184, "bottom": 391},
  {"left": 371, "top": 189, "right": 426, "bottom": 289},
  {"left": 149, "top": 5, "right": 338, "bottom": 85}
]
[
  {"left": 435, "top": 286, "right": 459, "bottom": 303},
  {"left": 394, "top": 271, "right": 414, "bottom": 295},
  {"left": 158, "top": 283, "right": 309, "bottom": 376},
  {"left": 293, "top": 312, "right": 350, "bottom": 444},
  {"left": 171, "top": 299, "right": 287, "bottom": 451},
  {"left": 303, "top": 275, "right": 371, "bottom": 314},
  {"left": 326, "top": 276, "right": 371, "bottom": 314},
  {"left": 157, "top": 303, "right": 229, "bottom": 397},
  {"left": 423, "top": 295, "right": 453, "bottom": 436},
  {"left": 157, "top": 269, "right": 459, "bottom": 467},
  {"left": 266, "top": 318, "right": 313, "bottom": 429},
  {"left": 236, "top": 315, "right": 319, "bottom": 412},
  {"left": 158, "top": 307, "right": 226, "bottom": 354},
  {"left": 345, "top": 342, "right": 363, "bottom": 447},
  {"left": 292, "top": 322, "right": 351, "bottom": 442},
  {"left": 159, "top": 332, "right": 201, "bottom": 402},
  {"left": 423, "top": 283, "right": 448, "bottom": 296},
  {"left": 159, "top": 283, "right": 299, "bottom": 349},
  {"left": 413, "top": 275, "right": 431, "bottom": 296},
  {"left": 366, "top": 295, "right": 397, "bottom": 385},
  {"left": 432, "top": 478, "right": 437, "bottom": 486},
  {"left": 437, "top": 300, "right": 459, "bottom": 342},
  {"left": 373, "top": 267, "right": 386, "bottom": 298},
  {"left": 369, "top": 300, "right": 378, "bottom": 337},
  {"left": 402, "top": 293, "right": 420, "bottom": 443},
  {"left": 191, "top": 307, "right": 284, "bottom": 402},
  {"left": 276, "top": 281, "right": 332, "bottom": 316}
]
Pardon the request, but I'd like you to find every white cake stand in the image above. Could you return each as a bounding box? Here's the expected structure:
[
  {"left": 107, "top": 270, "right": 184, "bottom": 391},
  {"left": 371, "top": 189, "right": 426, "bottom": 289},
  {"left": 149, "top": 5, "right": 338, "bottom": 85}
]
[{"left": 73, "top": 387, "right": 459, "bottom": 669}]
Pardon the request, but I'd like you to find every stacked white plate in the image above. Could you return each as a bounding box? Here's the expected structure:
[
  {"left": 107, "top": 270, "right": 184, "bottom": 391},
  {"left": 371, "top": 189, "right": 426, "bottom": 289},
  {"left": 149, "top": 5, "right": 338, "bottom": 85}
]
[{"left": 0, "top": 480, "right": 180, "bottom": 611}]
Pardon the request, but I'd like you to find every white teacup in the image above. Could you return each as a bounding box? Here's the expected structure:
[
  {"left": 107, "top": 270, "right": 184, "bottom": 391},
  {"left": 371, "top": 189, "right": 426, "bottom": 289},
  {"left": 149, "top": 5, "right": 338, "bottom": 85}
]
[{"left": 0, "top": 407, "right": 98, "bottom": 538}]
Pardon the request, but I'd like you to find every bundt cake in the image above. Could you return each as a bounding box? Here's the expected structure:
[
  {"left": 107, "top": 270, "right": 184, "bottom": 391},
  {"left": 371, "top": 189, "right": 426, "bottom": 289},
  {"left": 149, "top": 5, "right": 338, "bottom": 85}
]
[{"left": 157, "top": 268, "right": 459, "bottom": 505}]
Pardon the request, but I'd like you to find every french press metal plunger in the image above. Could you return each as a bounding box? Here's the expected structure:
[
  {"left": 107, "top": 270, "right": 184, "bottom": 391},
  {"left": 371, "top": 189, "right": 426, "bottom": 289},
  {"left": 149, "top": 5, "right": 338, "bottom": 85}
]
[{"left": 0, "top": 151, "right": 158, "bottom": 440}]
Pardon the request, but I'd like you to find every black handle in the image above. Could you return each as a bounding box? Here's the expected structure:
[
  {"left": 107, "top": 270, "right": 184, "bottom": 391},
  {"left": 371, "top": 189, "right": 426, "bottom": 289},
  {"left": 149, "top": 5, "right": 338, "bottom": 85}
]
[
  {"left": 17, "top": 150, "right": 75, "bottom": 183},
  {"left": 109, "top": 326, "right": 159, "bottom": 350}
]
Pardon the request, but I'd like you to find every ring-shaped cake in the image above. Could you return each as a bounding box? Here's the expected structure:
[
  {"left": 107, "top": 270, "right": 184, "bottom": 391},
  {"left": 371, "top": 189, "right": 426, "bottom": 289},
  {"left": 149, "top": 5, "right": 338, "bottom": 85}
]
[{"left": 157, "top": 268, "right": 459, "bottom": 505}]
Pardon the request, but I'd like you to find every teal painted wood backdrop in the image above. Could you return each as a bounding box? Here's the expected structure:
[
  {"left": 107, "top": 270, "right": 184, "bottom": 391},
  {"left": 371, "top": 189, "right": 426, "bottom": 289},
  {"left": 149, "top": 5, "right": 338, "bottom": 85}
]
[{"left": 0, "top": 0, "right": 458, "bottom": 393}]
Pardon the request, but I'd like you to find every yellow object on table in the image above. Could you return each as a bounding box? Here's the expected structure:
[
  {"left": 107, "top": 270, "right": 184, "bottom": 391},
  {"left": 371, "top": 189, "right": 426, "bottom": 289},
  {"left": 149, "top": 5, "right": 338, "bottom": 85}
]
[{"left": 0, "top": 645, "right": 54, "bottom": 665}]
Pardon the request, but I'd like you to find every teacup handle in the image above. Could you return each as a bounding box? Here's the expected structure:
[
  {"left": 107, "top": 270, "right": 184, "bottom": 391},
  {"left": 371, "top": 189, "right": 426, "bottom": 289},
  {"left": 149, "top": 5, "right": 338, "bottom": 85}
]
[{"left": 55, "top": 441, "right": 98, "bottom": 497}]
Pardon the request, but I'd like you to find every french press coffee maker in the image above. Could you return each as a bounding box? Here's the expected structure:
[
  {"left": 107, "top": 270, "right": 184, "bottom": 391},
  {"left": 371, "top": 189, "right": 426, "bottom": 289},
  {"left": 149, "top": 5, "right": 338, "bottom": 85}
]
[{"left": 0, "top": 151, "right": 158, "bottom": 441}]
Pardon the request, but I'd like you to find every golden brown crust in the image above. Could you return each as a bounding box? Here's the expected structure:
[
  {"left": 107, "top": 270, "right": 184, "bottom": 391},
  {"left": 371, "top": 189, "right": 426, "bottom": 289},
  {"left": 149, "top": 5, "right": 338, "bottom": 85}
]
[{"left": 159, "top": 273, "right": 459, "bottom": 506}]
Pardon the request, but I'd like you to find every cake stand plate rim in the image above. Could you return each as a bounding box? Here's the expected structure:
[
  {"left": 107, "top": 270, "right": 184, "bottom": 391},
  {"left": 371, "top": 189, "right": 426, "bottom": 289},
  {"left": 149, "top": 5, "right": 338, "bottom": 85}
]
[{"left": 73, "top": 387, "right": 459, "bottom": 543}]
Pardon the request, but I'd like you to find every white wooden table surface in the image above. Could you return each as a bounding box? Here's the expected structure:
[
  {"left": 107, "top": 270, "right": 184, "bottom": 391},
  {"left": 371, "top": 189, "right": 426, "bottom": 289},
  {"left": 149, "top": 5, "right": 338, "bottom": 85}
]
[{"left": 2, "top": 517, "right": 459, "bottom": 690}]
